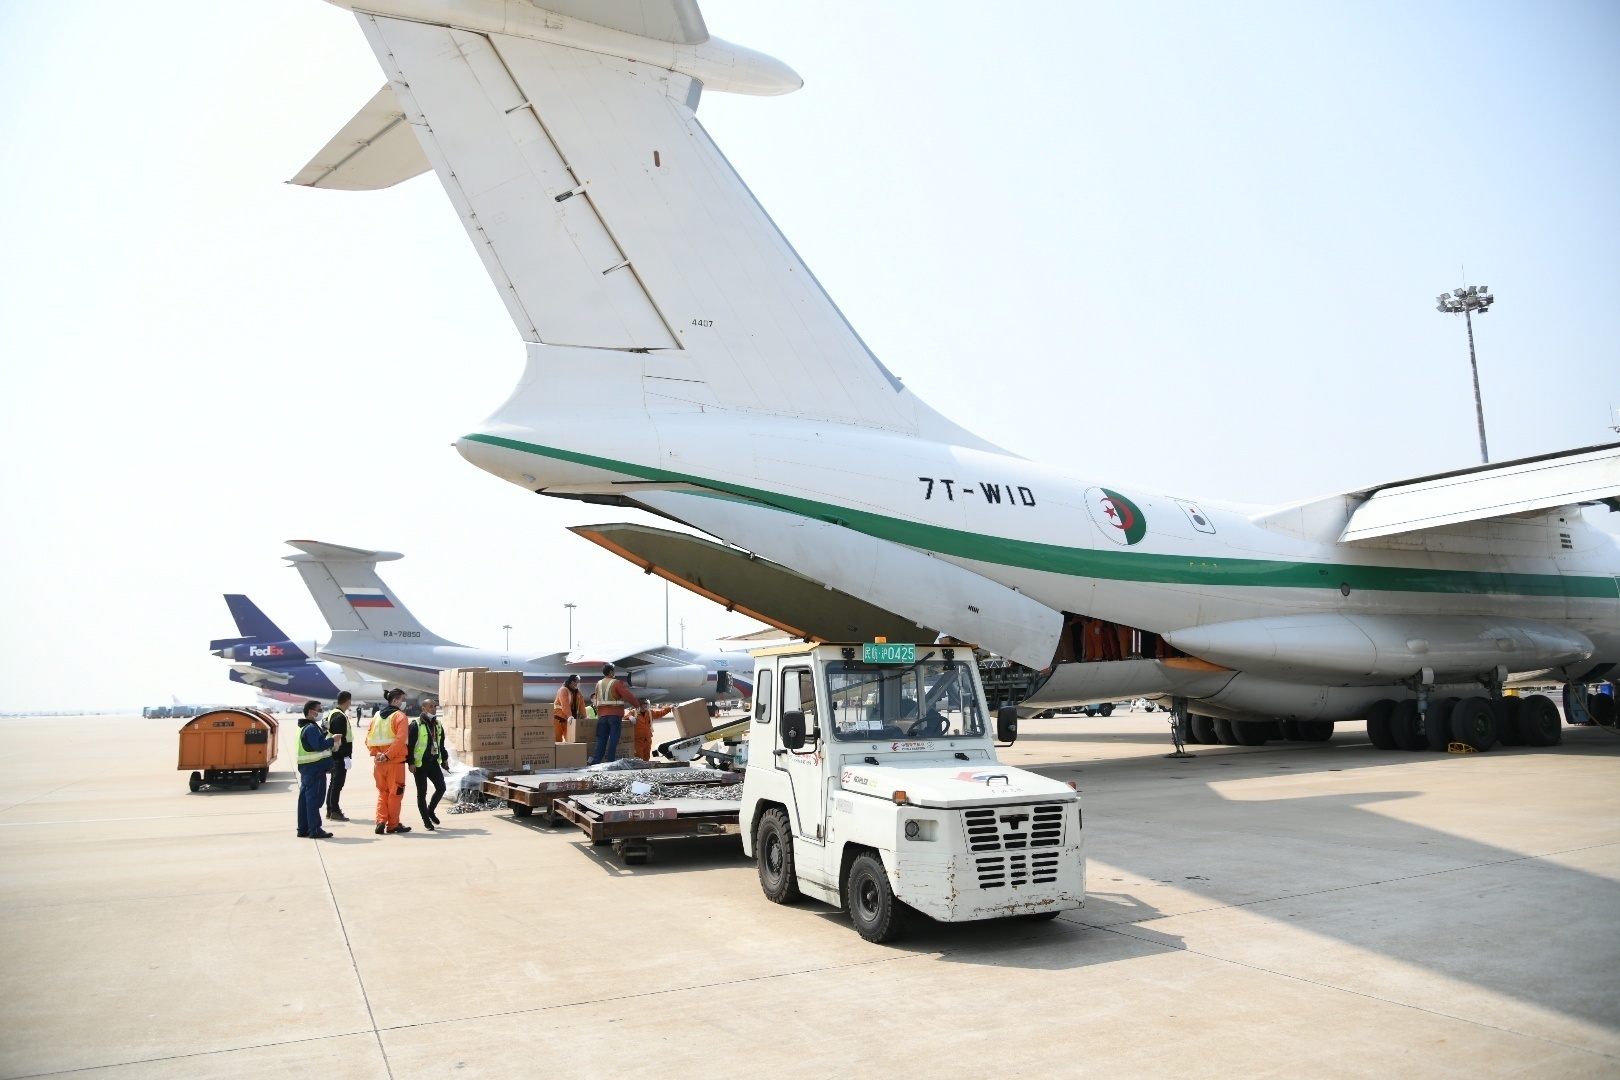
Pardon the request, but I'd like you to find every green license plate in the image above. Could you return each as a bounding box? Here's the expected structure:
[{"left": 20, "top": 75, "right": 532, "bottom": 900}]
[{"left": 862, "top": 642, "right": 916, "bottom": 664}]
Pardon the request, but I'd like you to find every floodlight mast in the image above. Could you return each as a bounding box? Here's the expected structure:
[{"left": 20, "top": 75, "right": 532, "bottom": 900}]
[{"left": 1435, "top": 284, "right": 1496, "bottom": 463}]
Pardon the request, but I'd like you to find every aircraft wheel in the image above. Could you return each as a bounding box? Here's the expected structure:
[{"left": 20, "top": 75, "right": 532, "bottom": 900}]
[
  {"left": 1587, "top": 692, "right": 1616, "bottom": 729},
  {"left": 1212, "top": 718, "right": 1240, "bottom": 745},
  {"left": 1295, "top": 721, "right": 1334, "bottom": 742},
  {"left": 1390, "top": 701, "right": 1426, "bottom": 751},
  {"left": 1230, "top": 721, "right": 1270, "bottom": 746},
  {"left": 1365, "top": 700, "right": 1398, "bottom": 750},
  {"left": 1494, "top": 698, "right": 1525, "bottom": 746},
  {"left": 1517, "top": 695, "right": 1561, "bottom": 747},
  {"left": 1425, "top": 698, "right": 1458, "bottom": 752},
  {"left": 188, "top": 771, "right": 201, "bottom": 793},
  {"left": 1449, "top": 696, "right": 1499, "bottom": 751},
  {"left": 1190, "top": 716, "right": 1218, "bottom": 745}
]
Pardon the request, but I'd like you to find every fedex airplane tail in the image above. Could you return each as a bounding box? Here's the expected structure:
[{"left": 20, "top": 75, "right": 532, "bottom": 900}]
[
  {"left": 210, "top": 594, "right": 311, "bottom": 662},
  {"left": 283, "top": 540, "right": 458, "bottom": 647}
]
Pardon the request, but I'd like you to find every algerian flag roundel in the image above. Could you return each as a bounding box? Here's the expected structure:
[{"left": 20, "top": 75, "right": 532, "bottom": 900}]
[{"left": 1085, "top": 487, "right": 1148, "bottom": 546}]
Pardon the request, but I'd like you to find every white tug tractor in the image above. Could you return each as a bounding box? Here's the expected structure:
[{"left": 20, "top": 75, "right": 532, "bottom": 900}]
[{"left": 740, "top": 642, "right": 1085, "bottom": 942}]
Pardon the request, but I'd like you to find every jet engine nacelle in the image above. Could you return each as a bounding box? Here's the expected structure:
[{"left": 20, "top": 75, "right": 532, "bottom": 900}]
[
  {"left": 636, "top": 663, "right": 710, "bottom": 691},
  {"left": 1165, "top": 613, "right": 1593, "bottom": 682}
]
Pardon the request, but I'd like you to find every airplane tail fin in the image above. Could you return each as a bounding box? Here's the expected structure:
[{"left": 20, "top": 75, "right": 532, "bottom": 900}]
[
  {"left": 282, "top": 540, "right": 456, "bottom": 646},
  {"left": 210, "top": 595, "right": 310, "bottom": 661},
  {"left": 301, "top": 3, "right": 991, "bottom": 440}
]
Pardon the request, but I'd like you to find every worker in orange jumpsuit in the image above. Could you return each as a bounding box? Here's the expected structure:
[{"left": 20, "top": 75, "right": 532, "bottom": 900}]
[
  {"left": 553, "top": 674, "right": 584, "bottom": 745},
  {"left": 634, "top": 703, "right": 671, "bottom": 762},
  {"left": 368, "top": 688, "right": 412, "bottom": 835}
]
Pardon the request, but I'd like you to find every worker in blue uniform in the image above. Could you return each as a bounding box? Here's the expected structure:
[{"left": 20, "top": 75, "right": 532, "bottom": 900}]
[{"left": 297, "top": 699, "right": 338, "bottom": 839}]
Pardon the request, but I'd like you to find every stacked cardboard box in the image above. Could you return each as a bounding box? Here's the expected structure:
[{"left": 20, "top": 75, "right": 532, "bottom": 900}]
[
  {"left": 440, "top": 668, "right": 532, "bottom": 771},
  {"left": 511, "top": 701, "right": 555, "bottom": 770}
]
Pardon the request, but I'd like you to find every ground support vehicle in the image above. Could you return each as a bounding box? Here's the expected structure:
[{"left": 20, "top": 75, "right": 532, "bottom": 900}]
[
  {"left": 656, "top": 714, "right": 752, "bottom": 769},
  {"left": 177, "top": 708, "right": 279, "bottom": 792},
  {"left": 741, "top": 642, "right": 1085, "bottom": 942}
]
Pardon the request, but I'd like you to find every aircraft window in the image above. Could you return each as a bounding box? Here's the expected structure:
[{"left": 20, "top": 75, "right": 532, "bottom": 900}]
[{"left": 826, "top": 660, "right": 984, "bottom": 741}]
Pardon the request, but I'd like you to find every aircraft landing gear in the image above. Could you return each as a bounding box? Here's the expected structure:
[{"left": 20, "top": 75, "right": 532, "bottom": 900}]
[{"left": 1165, "top": 697, "right": 1195, "bottom": 758}]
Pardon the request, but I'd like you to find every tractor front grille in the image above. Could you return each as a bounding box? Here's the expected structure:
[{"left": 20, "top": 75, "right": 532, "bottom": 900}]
[{"left": 966, "top": 804, "right": 1068, "bottom": 888}]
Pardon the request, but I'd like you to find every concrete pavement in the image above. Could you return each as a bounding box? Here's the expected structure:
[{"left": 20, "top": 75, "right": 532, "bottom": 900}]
[{"left": 1, "top": 712, "right": 1615, "bottom": 1078}]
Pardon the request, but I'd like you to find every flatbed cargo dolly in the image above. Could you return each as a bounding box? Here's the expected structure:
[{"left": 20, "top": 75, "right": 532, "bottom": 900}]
[
  {"left": 479, "top": 772, "right": 594, "bottom": 825},
  {"left": 552, "top": 792, "right": 742, "bottom": 864},
  {"left": 480, "top": 765, "right": 738, "bottom": 829}
]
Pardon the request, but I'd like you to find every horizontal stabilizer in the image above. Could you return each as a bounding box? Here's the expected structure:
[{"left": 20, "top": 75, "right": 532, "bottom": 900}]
[
  {"left": 288, "top": 84, "right": 431, "bottom": 191},
  {"left": 570, "top": 522, "right": 938, "bottom": 644},
  {"left": 1339, "top": 443, "right": 1620, "bottom": 543},
  {"left": 230, "top": 663, "right": 295, "bottom": 686}
]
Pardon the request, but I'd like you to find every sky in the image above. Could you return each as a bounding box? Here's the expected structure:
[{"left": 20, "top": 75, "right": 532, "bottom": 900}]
[{"left": 1, "top": 1, "right": 1616, "bottom": 711}]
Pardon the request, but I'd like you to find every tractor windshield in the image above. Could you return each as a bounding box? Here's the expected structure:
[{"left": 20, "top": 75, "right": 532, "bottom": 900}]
[{"left": 825, "top": 659, "right": 985, "bottom": 741}]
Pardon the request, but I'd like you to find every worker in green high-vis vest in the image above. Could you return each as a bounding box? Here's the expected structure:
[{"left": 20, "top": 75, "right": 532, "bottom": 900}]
[
  {"left": 296, "top": 700, "right": 336, "bottom": 840},
  {"left": 408, "top": 699, "right": 449, "bottom": 830}
]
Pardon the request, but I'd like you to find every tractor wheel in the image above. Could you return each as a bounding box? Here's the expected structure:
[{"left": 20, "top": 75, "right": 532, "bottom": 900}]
[
  {"left": 756, "top": 808, "right": 802, "bottom": 904},
  {"left": 846, "top": 852, "right": 907, "bottom": 944}
]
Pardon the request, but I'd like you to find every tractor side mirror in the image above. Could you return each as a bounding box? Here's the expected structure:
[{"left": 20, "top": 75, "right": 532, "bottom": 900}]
[
  {"left": 781, "top": 710, "right": 807, "bottom": 751},
  {"left": 996, "top": 707, "right": 1019, "bottom": 745}
]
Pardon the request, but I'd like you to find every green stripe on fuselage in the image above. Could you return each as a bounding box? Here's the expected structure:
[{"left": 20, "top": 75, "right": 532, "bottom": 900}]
[{"left": 465, "top": 433, "right": 1618, "bottom": 600}]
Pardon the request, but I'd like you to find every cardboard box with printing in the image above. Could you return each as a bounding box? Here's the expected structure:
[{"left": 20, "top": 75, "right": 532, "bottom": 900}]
[
  {"left": 458, "top": 705, "right": 515, "bottom": 730},
  {"left": 513, "top": 724, "right": 553, "bottom": 749},
  {"left": 440, "top": 667, "right": 487, "bottom": 707},
  {"left": 672, "top": 698, "right": 711, "bottom": 739},
  {"left": 516, "top": 704, "right": 550, "bottom": 727},
  {"left": 566, "top": 716, "right": 596, "bottom": 745},
  {"left": 462, "top": 670, "right": 523, "bottom": 706},
  {"left": 514, "top": 747, "right": 556, "bottom": 771},
  {"left": 450, "top": 725, "right": 512, "bottom": 752},
  {"left": 460, "top": 747, "right": 520, "bottom": 772},
  {"left": 553, "top": 742, "right": 588, "bottom": 770}
]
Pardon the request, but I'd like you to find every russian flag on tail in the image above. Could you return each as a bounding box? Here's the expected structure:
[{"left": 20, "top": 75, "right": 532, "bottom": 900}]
[{"left": 345, "top": 587, "right": 394, "bottom": 609}]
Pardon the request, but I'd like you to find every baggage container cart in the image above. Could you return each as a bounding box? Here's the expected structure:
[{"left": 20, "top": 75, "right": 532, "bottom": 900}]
[{"left": 178, "top": 708, "right": 280, "bottom": 792}]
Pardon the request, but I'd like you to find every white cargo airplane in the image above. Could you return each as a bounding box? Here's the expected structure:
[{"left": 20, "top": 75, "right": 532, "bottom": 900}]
[
  {"left": 293, "top": 1, "right": 1620, "bottom": 749},
  {"left": 284, "top": 540, "right": 747, "bottom": 706}
]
